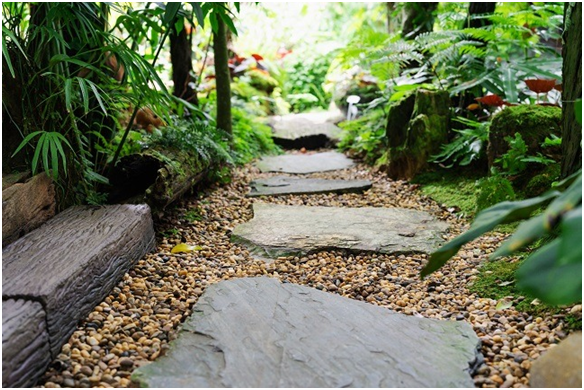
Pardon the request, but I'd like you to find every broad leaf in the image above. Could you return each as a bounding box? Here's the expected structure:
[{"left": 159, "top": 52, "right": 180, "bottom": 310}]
[
  {"left": 421, "top": 190, "right": 561, "bottom": 277},
  {"left": 163, "top": 2, "right": 181, "bottom": 25},
  {"left": 516, "top": 239, "right": 582, "bottom": 305},
  {"left": 557, "top": 207, "right": 582, "bottom": 266}
]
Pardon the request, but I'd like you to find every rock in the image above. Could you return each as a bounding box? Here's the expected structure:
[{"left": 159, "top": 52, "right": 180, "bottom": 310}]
[
  {"left": 488, "top": 105, "right": 562, "bottom": 169},
  {"left": 2, "top": 299, "right": 51, "bottom": 388},
  {"left": 2, "top": 204, "right": 155, "bottom": 357},
  {"left": 2, "top": 172, "right": 56, "bottom": 247},
  {"left": 256, "top": 152, "right": 354, "bottom": 174},
  {"left": 132, "top": 277, "right": 481, "bottom": 387},
  {"left": 269, "top": 111, "right": 343, "bottom": 149},
  {"left": 232, "top": 203, "right": 449, "bottom": 259},
  {"left": 530, "top": 332, "right": 582, "bottom": 388},
  {"left": 378, "top": 89, "right": 450, "bottom": 180},
  {"left": 248, "top": 176, "right": 372, "bottom": 197}
]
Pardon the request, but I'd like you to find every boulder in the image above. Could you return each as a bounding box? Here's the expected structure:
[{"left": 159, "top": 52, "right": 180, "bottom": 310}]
[
  {"left": 2, "top": 172, "right": 56, "bottom": 247},
  {"left": 132, "top": 277, "right": 482, "bottom": 388},
  {"left": 487, "top": 105, "right": 562, "bottom": 169},
  {"left": 379, "top": 89, "right": 450, "bottom": 180},
  {"left": 269, "top": 111, "right": 343, "bottom": 150},
  {"left": 530, "top": 332, "right": 582, "bottom": 388}
]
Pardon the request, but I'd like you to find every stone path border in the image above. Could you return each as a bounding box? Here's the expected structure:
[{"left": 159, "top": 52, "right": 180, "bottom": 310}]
[{"left": 2, "top": 204, "right": 155, "bottom": 387}]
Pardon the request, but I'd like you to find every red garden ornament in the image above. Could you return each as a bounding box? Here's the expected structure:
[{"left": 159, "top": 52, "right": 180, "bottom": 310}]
[
  {"left": 475, "top": 94, "right": 508, "bottom": 107},
  {"left": 524, "top": 79, "right": 557, "bottom": 94}
]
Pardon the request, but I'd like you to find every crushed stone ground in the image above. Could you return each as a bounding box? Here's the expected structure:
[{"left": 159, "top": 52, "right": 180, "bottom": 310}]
[{"left": 40, "top": 150, "right": 580, "bottom": 388}]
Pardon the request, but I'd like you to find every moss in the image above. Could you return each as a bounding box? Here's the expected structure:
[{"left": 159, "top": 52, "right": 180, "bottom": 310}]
[
  {"left": 412, "top": 167, "right": 480, "bottom": 218},
  {"left": 475, "top": 175, "right": 516, "bottom": 212},
  {"left": 488, "top": 105, "right": 562, "bottom": 168},
  {"left": 469, "top": 251, "right": 581, "bottom": 329},
  {"left": 522, "top": 163, "right": 561, "bottom": 198}
]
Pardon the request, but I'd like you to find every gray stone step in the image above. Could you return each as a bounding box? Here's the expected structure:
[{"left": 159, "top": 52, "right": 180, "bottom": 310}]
[
  {"left": 248, "top": 176, "right": 372, "bottom": 197},
  {"left": 2, "top": 204, "right": 155, "bottom": 360},
  {"left": 2, "top": 299, "right": 50, "bottom": 388},
  {"left": 132, "top": 277, "right": 481, "bottom": 388},
  {"left": 232, "top": 203, "right": 449, "bottom": 259},
  {"left": 269, "top": 111, "right": 343, "bottom": 149},
  {"left": 256, "top": 152, "right": 354, "bottom": 174}
]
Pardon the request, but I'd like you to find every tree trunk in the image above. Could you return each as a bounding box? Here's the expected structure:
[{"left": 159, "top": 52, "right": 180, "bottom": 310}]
[
  {"left": 386, "top": 3, "right": 398, "bottom": 34},
  {"left": 213, "top": 15, "right": 232, "bottom": 138},
  {"left": 170, "top": 22, "right": 198, "bottom": 108},
  {"left": 560, "top": 2, "right": 582, "bottom": 178},
  {"left": 402, "top": 2, "right": 438, "bottom": 39}
]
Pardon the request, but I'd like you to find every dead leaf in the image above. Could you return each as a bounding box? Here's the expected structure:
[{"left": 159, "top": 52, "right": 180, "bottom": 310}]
[
  {"left": 171, "top": 243, "right": 203, "bottom": 254},
  {"left": 496, "top": 299, "right": 513, "bottom": 310}
]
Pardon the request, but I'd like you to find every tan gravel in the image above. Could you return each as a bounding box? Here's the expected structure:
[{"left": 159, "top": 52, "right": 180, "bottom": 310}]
[{"left": 39, "top": 151, "right": 580, "bottom": 388}]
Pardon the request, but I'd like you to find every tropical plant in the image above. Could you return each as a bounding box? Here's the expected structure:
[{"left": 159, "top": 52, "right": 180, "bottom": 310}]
[
  {"left": 430, "top": 117, "right": 489, "bottom": 168},
  {"left": 422, "top": 169, "right": 581, "bottom": 305}
]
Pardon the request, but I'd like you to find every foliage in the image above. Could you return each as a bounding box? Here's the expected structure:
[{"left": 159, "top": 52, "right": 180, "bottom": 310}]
[
  {"left": 337, "top": 108, "right": 387, "bottom": 164},
  {"left": 146, "top": 121, "right": 232, "bottom": 167},
  {"left": 284, "top": 51, "right": 333, "bottom": 112},
  {"left": 475, "top": 175, "right": 516, "bottom": 212},
  {"left": 495, "top": 133, "right": 558, "bottom": 176},
  {"left": 422, "top": 170, "right": 582, "bottom": 306},
  {"left": 231, "top": 107, "right": 281, "bottom": 164},
  {"left": 430, "top": 117, "right": 489, "bottom": 168}
]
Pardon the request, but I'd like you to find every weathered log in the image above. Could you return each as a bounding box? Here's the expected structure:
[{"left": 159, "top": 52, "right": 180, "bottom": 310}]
[
  {"left": 109, "top": 147, "right": 211, "bottom": 209},
  {"left": 2, "top": 299, "right": 51, "bottom": 388},
  {"left": 2, "top": 172, "right": 56, "bottom": 247},
  {"left": 2, "top": 204, "right": 155, "bottom": 357}
]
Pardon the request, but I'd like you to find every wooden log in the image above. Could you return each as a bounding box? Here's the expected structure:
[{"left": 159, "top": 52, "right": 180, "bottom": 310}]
[
  {"left": 109, "top": 147, "right": 211, "bottom": 209},
  {"left": 2, "top": 204, "right": 155, "bottom": 357},
  {"left": 2, "top": 299, "right": 51, "bottom": 388},
  {"left": 2, "top": 172, "right": 56, "bottom": 247}
]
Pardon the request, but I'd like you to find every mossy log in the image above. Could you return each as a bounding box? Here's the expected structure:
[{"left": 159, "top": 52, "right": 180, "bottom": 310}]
[{"left": 109, "top": 147, "right": 211, "bottom": 209}]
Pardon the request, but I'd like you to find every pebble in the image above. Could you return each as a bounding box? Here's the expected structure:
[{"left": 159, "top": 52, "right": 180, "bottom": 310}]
[{"left": 38, "top": 151, "right": 581, "bottom": 388}]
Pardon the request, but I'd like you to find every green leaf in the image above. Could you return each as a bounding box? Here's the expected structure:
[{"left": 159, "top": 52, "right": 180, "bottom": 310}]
[
  {"left": 491, "top": 214, "right": 548, "bottom": 258},
  {"left": 516, "top": 239, "right": 582, "bottom": 305},
  {"left": 163, "top": 2, "right": 181, "bottom": 25},
  {"left": 421, "top": 190, "right": 561, "bottom": 278},
  {"left": 87, "top": 81, "right": 107, "bottom": 114},
  {"left": 190, "top": 2, "right": 205, "bottom": 26},
  {"left": 76, "top": 77, "right": 90, "bottom": 114},
  {"left": 557, "top": 207, "right": 582, "bottom": 266},
  {"left": 64, "top": 78, "right": 73, "bottom": 112},
  {"left": 209, "top": 12, "right": 218, "bottom": 34},
  {"left": 11, "top": 131, "right": 43, "bottom": 157},
  {"left": 218, "top": 11, "right": 238, "bottom": 36}
]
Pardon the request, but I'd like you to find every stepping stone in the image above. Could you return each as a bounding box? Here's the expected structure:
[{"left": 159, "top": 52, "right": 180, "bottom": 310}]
[
  {"left": 132, "top": 277, "right": 481, "bottom": 387},
  {"left": 3, "top": 204, "right": 155, "bottom": 359},
  {"left": 2, "top": 299, "right": 50, "bottom": 388},
  {"left": 256, "top": 152, "right": 354, "bottom": 174},
  {"left": 269, "top": 111, "right": 343, "bottom": 149},
  {"left": 248, "top": 176, "right": 372, "bottom": 197},
  {"left": 232, "top": 204, "right": 449, "bottom": 259}
]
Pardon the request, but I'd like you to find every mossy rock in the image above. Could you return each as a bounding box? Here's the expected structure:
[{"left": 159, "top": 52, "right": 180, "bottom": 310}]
[
  {"left": 487, "top": 105, "right": 562, "bottom": 169},
  {"left": 475, "top": 175, "right": 516, "bottom": 213},
  {"left": 380, "top": 89, "right": 450, "bottom": 180},
  {"left": 523, "top": 163, "right": 561, "bottom": 198}
]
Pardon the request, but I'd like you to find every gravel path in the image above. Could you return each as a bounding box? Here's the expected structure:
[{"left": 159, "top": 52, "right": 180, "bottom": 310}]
[{"left": 40, "top": 151, "right": 580, "bottom": 388}]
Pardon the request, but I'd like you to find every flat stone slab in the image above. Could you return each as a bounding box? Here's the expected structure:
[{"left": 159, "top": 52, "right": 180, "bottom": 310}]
[
  {"left": 2, "top": 299, "right": 50, "bottom": 388},
  {"left": 232, "top": 204, "right": 449, "bottom": 258},
  {"left": 530, "top": 331, "right": 582, "bottom": 388},
  {"left": 269, "top": 111, "right": 343, "bottom": 149},
  {"left": 256, "top": 152, "right": 354, "bottom": 174},
  {"left": 132, "top": 277, "right": 481, "bottom": 387},
  {"left": 248, "top": 176, "right": 372, "bottom": 197},
  {"left": 2, "top": 204, "right": 155, "bottom": 357}
]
